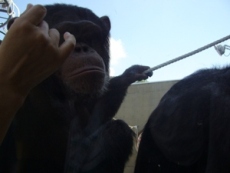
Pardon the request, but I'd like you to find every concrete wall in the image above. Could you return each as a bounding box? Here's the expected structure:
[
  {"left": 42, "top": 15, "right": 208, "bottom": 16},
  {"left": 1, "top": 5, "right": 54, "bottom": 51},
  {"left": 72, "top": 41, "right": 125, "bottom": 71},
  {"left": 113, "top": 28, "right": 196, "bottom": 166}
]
[{"left": 114, "top": 80, "right": 178, "bottom": 173}]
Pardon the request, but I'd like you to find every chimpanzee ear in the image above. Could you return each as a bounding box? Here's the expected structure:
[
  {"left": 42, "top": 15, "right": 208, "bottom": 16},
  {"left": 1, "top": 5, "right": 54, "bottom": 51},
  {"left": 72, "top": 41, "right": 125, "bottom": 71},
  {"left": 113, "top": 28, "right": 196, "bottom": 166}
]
[
  {"left": 7, "top": 17, "right": 18, "bottom": 30},
  {"left": 100, "top": 16, "right": 111, "bottom": 31}
]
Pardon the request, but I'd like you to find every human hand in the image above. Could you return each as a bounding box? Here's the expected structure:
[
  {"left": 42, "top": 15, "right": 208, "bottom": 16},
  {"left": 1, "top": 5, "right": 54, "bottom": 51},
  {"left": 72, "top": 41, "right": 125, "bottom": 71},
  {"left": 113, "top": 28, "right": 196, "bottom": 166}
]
[{"left": 0, "top": 4, "right": 76, "bottom": 99}]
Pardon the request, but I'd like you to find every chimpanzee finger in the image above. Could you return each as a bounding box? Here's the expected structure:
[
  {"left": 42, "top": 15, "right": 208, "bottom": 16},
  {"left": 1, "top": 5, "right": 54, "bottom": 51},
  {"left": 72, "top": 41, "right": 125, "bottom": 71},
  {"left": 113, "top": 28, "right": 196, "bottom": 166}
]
[
  {"left": 135, "top": 74, "right": 148, "bottom": 81},
  {"left": 142, "top": 68, "right": 153, "bottom": 76},
  {"left": 146, "top": 71, "right": 153, "bottom": 77},
  {"left": 136, "top": 65, "right": 150, "bottom": 73}
]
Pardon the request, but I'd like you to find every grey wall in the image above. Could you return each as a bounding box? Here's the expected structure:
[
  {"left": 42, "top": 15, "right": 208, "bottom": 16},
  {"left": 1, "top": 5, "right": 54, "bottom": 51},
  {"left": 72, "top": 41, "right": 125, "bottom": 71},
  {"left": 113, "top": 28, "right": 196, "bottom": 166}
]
[{"left": 114, "top": 80, "right": 178, "bottom": 173}]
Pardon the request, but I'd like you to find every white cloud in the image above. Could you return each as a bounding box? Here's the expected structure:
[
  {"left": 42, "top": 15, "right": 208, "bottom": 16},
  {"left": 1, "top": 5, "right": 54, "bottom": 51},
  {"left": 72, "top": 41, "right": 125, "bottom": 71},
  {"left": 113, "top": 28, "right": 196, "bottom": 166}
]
[
  {"left": 109, "top": 68, "right": 116, "bottom": 76},
  {"left": 109, "top": 38, "right": 127, "bottom": 76}
]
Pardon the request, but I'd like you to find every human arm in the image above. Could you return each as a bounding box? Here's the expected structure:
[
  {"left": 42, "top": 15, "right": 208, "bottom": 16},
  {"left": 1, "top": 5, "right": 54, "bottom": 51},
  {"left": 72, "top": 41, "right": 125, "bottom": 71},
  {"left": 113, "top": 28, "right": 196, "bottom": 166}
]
[{"left": 0, "top": 4, "right": 76, "bottom": 144}]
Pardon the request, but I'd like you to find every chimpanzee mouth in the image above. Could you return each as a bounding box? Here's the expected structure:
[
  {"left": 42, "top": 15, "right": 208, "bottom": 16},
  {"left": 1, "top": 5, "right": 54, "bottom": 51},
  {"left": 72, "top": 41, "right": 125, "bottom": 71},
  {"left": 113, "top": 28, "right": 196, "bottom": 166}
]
[{"left": 69, "top": 67, "right": 105, "bottom": 78}]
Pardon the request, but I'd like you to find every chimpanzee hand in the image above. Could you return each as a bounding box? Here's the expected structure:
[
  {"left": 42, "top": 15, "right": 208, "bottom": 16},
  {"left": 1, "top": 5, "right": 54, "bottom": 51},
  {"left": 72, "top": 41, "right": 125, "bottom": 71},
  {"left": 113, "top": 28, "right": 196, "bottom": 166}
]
[{"left": 122, "top": 65, "right": 153, "bottom": 85}]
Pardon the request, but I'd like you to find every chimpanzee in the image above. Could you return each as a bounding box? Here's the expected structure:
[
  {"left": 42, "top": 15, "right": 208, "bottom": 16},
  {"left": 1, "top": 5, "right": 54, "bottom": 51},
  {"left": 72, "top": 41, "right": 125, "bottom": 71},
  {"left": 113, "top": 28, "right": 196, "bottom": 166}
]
[
  {"left": 135, "top": 66, "right": 230, "bottom": 173},
  {"left": 0, "top": 3, "right": 152, "bottom": 173}
]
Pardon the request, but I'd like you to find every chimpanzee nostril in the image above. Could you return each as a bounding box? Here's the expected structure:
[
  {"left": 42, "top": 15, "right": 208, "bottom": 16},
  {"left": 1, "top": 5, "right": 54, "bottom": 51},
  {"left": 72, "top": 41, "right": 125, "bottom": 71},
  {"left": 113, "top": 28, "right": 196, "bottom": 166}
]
[
  {"left": 75, "top": 45, "right": 89, "bottom": 53},
  {"left": 83, "top": 46, "right": 88, "bottom": 52},
  {"left": 75, "top": 47, "right": 81, "bottom": 53}
]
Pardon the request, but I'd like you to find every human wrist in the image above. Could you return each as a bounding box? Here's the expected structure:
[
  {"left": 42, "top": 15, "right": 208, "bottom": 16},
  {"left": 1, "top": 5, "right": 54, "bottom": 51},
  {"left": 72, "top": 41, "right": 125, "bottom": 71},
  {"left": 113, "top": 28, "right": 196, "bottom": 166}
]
[
  {"left": 0, "top": 85, "right": 27, "bottom": 144},
  {"left": 0, "top": 84, "right": 27, "bottom": 110}
]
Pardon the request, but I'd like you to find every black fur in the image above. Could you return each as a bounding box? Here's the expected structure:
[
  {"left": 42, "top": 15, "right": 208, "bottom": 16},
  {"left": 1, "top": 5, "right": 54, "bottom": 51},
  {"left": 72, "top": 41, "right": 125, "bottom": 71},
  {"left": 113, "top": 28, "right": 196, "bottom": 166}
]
[
  {"left": 0, "top": 4, "right": 152, "bottom": 173},
  {"left": 135, "top": 66, "right": 230, "bottom": 173}
]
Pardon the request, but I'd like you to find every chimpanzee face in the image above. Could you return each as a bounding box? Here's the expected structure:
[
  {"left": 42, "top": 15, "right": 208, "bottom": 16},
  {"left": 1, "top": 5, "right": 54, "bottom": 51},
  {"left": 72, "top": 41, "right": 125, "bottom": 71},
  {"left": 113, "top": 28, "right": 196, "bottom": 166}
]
[
  {"left": 44, "top": 4, "right": 111, "bottom": 96},
  {"left": 44, "top": 4, "right": 110, "bottom": 94},
  {"left": 7, "top": 4, "right": 111, "bottom": 96}
]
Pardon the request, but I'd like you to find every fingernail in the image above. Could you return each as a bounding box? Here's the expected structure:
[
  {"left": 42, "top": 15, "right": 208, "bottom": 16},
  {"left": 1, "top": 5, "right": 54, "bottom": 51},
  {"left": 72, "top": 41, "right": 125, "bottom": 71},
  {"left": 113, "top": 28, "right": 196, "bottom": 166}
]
[{"left": 64, "top": 32, "right": 71, "bottom": 37}]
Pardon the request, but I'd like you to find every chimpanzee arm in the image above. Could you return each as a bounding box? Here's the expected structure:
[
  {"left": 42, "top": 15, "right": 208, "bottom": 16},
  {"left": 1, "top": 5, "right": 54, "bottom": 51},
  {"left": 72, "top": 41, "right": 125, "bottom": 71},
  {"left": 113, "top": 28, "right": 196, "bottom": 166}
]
[
  {"left": 109, "top": 65, "right": 153, "bottom": 89},
  {"left": 94, "top": 65, "right": 152, "bottom": 122}
]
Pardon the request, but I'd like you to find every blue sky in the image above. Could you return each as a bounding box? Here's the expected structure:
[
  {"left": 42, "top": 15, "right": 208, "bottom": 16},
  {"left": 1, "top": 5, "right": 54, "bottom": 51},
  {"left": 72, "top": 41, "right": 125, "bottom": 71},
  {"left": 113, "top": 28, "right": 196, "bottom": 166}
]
[{"left": 2, "top": 0, "right": 230, "bottom": 82}]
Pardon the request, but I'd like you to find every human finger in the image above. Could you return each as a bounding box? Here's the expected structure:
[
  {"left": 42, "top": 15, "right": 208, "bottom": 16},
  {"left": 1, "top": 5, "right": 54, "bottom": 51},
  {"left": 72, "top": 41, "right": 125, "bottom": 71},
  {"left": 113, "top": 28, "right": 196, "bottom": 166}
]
[
  {"left": 27, "top": 3, "right": 33, "bottom": 10},
  {"left": 39, "top": 20, "right": 49, "bottom": 36},
  {"left": 20, "top": 4, "right": 33, "bottom": 16},
  {"left": 20, "top": 5, "right": 47, "bottom": 26},
  {"left": 49, "top": 28, "right": 60, "bottom": 47},
  {"left": 7, "top": 4, "right": 34, "bottom": 29},
  {"left": 59, "top": 32, "right": 76, "bottom": 61}
]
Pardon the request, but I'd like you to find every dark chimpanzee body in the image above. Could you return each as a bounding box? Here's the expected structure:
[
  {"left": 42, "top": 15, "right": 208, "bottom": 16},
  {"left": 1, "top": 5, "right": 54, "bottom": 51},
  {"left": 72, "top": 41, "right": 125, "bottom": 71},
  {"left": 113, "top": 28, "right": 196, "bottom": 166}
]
[
  {"left": 0, "top": 4, "right": 152, "bottom": 173},
  {"left": 135, "top": 66, "right": 230, "bottom": 173}
]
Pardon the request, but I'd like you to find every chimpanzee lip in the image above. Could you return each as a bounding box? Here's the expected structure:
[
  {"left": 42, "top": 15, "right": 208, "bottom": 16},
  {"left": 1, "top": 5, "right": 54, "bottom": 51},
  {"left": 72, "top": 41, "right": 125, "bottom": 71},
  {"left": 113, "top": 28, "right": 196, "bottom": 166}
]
[{"left": 69, "top": 66, "right": 105, "bottom": 78}]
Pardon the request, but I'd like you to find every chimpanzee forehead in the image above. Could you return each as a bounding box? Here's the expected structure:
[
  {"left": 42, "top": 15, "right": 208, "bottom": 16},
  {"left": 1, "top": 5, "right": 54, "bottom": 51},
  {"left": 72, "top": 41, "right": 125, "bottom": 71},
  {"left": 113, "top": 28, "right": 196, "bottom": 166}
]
[{"left": 44, "top": 4, "right": 103, "bottom": 28}]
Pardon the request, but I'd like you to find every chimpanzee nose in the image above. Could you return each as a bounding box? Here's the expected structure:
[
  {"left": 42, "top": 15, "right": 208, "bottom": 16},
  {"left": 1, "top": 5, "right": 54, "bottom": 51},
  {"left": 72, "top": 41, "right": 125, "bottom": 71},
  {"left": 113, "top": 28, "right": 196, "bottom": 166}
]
[{"left": 75, "top": 44, "right": 89, "bottom": 53}]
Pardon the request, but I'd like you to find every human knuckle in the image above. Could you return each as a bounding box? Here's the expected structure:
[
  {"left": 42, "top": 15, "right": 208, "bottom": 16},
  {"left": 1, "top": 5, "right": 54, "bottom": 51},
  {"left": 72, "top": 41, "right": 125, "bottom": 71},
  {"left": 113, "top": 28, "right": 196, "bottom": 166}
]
[
  {"left": 69, "top": 41, "right": 75, "bottom": 49},
  {"left": 34, "top": 5, "right": 47, "bottom": 15},
  {"left": 34, "top": 32, "right": 48, "bottom": 43},
  {"left": 49, "top": 28, "right": 58, "bottom": 34},
  {"left": 15, "top": 20, "right": 30, "bottom": 31}
]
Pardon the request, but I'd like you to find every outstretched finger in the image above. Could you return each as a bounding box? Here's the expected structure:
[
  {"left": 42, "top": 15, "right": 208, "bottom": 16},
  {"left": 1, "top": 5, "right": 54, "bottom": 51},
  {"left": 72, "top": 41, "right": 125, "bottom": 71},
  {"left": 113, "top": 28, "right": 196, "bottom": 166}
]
[{"left": 58, "top": 32, "right": 76, "bottom": 62}]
